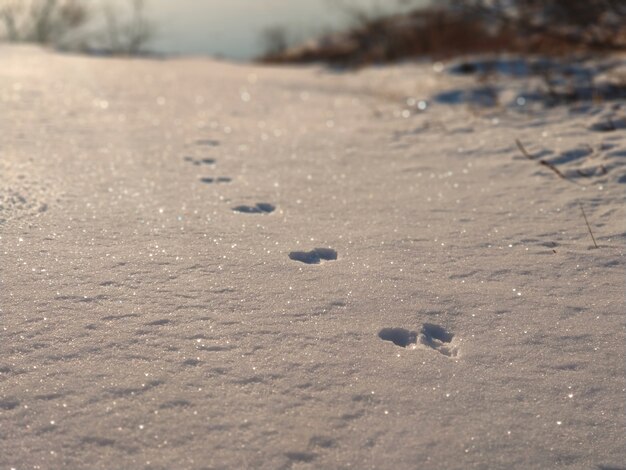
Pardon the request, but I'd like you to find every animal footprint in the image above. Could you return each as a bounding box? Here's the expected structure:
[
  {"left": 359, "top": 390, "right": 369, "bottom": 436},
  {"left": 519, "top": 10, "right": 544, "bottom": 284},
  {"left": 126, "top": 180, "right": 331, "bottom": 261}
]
[
  {"left": 184, "top": 156, "right": 216, "bottom": 166},
  {"left": 289, "top": 248, "right": 337, "bottom": 264},
  {"left": 232, "top": 203, "right": 275, "bottom": 214},
  {"left": 378, "top": 328, "right": 416, "bottom": 347},
  {"left": 589, "top": 116, "right": 626, "bottom": 132},
  {"left": 200, "top": 177, "right": 232, "bottom": 184},
  {"left": 378, "top": 323, "right": 457, "bottom": 357},
  {"left": 419, "top": 323, "right": 457, "bottom": 357},
  {"left": 195, "top": 139, "right": 220, "bottom": 147}
]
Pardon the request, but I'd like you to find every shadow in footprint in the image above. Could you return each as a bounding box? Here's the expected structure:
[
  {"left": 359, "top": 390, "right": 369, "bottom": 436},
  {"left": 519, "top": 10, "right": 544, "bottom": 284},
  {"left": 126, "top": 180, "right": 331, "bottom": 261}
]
[
  {"left": 232, "top": 203, "right": 275, "bottom": 214},
  {"left": 421, "top": 323, "right": 454, "bottom": 343},
  {"left": 589, "top": 117, "right": 626, "bottom": 132},
  {"left": 548, "top": 147, "right": 592, "bottom": 165},
  {"left": 378, "top": 323, "right": 457, "bottom": 357},
  {"left": 289, "top": 248, "right": 337, "bottom": 264},
  {"left": 285, "top": 452, "right": 317, "bottom": 463},
  {"left": 200, "top": 177, "right": 232, "bottom": 184},
  {"left": 419, "top": 323, "right": 456, "bottom": 357},
  {"left": 196, "top": 139, "right": 220, "bottom": 146},
  {"left": 378, "top": 328, "right": 417, "bottom": 347},
  {"left": 185, "top": 156, "right": 216, "bottom": 166},
  {"left": 0, "top": 398, "right": 20, "bottom": 410}
]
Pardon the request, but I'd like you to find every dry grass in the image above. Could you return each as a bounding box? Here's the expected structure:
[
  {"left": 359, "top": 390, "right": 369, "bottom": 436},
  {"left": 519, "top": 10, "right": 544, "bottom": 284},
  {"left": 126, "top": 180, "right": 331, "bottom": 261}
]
[
  {"left": 579, "top": 204, "right": 599, "bottom": 249},
  {"left": 515, "top": 139, "right": 579, "bottom": 185}
]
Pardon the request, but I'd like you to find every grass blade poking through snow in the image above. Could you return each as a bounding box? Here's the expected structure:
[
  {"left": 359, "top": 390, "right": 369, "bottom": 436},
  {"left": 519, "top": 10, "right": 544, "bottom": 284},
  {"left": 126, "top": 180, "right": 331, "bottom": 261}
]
[
  {"left": 515, "top": 138, "right": 535, "bottom": 160},
  {"left": 580, "top": 204, "right": 599, "bottom": 249},
  {"left": 516, "top": 138, "right": 579, "bottom": 185}
]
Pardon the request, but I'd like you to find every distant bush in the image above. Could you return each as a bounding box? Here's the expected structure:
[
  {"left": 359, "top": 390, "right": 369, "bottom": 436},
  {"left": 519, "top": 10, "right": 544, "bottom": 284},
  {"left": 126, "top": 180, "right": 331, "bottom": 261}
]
[
  {"left": 0, "top": 0, "right": 155, "bottom": 55},
  {"left": 261, "top": 26, "right": 289, "bottom": 57},
  {"left": 445, "top": 0, "right": 626, "bottom": 52},
  {"left": 260, "top": 0, "right": 626, "bottom": 66},
  {"left": 261, "top": 8, "right": 517, "bottom": 66},
  {"left": 102, "top": 0, "right": 154, "bottom": 56},
  {"left": 0, "top": 0, "right": 89, "bottom": 45}
]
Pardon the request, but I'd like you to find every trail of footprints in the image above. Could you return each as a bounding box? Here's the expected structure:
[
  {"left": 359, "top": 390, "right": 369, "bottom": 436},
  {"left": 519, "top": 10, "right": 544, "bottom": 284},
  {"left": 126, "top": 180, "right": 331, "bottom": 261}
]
[
  {"left": 183, "top": 137, "right": 458, "bottom": 357},
  {"left": 184, "top": 146, "right": 272, "bottom": 207}
]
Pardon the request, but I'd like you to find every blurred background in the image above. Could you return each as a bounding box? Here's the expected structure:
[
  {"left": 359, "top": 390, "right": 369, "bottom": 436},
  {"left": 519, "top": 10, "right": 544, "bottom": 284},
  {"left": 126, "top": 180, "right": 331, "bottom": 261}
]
[
  {"left": 146, "top": 0, "right": 429, "bottom": 60},
  {"left": 0, "top": 0, "right": 624, "bottom": 62},
  {"left": 0, "top": 0, "right": 428, "bottom": 59}
]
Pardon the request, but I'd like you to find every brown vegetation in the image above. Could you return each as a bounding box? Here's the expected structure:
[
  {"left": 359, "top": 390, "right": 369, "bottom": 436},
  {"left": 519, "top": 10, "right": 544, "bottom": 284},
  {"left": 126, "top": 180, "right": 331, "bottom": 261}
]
[
  {"left": 261, "top": 1, "right": 626, "bottom": 66},
  {"left": 0, "top": 0, "right": 89, "bottom": 45},
  {"left": 0, "top": 0, "right": 154, "bottom": 55}
]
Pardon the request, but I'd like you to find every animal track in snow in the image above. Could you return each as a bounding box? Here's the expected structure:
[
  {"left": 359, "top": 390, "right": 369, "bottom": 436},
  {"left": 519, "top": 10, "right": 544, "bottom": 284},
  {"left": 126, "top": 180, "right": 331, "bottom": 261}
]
[
  {"left": 289, "top": 248, "right": 337, "bottom": 264},
  {"left": 589, "top": 116, "right": 626, "bottom": 132},
  {"left": 200, "top": 177, "right": 232, "bottom": 184},
  {"left": 184, "top": 156, "right": 216, "bottom": 166},
  {"left": 285, "top": 451, "right": 317, "bottom": 464},
  {"left": 232, "top": 203, "right": 275, "bottom": 214},
  {"left": 420, "top": 323, "right": 457, "bottom": 356},
  {"left": 378, "top": 323, "right": 457, "bottom": 357},
  {"left": 0, "top": 397, "right": 19, "bottom": 410},
  {"left": 378, "top": 328, "right": 416, "bottom": 347},
  {"left": 195, "top": 139, "right": 220, "bottom": 146}
]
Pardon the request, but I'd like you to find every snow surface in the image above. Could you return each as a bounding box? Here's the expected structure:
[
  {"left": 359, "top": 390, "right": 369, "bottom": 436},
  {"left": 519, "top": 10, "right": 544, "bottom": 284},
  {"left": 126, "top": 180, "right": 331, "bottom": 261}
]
[{"left": 1, "top": 46, "right": 625, "bottom": 469}]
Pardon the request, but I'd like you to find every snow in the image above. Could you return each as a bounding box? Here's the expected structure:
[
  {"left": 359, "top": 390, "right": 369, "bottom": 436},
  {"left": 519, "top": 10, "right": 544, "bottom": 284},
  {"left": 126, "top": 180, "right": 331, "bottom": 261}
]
[{"left": 1, "top": 45, "right": 624, "bottom": 469}]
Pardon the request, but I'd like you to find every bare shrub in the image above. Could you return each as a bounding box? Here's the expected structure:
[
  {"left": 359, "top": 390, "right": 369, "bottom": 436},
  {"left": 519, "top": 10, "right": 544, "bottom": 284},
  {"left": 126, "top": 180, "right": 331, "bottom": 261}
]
[
  {"left": 103, "top": 0, "right": 154, "bottom": 55},
  {"left": 261, "top": 26, "right": 289, "bottom": 56},
  {"left": 445, "top": 0, "right": 626, "bottom": 52},
  {"left": 261, "top": 1, "right": 626, "bottom": 66},
  {"left": 261, "top": 8, "right": 518, "bottom": 66},
  {"left": 0, "top": 0, "right": 89, "bottom": 45},
  {"left": 0, "top": 0, "right": 155, "bottom": 55}
]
